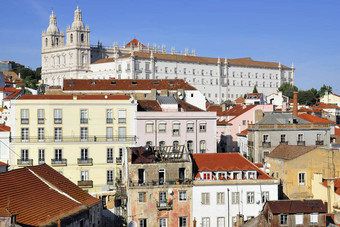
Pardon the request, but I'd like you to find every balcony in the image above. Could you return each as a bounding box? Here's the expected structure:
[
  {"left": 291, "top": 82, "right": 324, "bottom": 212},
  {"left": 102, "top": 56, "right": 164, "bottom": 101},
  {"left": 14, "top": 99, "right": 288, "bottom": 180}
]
[
  {"left": 78, "top": 180, "right": 93, "bottom": 188},
  {"left": 38, "top": 159, "right": 45, "bottom": 164},
  {"left": 107, "top": 180, "right": 114, "bottom": 185},
  {"left": 116, "top": 157, "right": 122, "bottom": 164},
  {"left": 280, "top": 141, "right": 288, "bottom": 145},
  {"left": 297, "top": 141, "right": 306, "bottom": 146},
  {"left": 21, "top": 118, "right": 29, "bottom": 124},
  {"left": 107, "top": 158, "right": 113, "bottom": 163},
  {"left": 129, "top": 179, "right": 192, "bottom": 187},
  {"left": 156, "top": 201, "right": 172, "bottom": 211},
  {"left": 54, "top": 118, "right": 62, "bottom": 124},
  {"left": 77, "top": 158, "right": 93, "bottom": 166},
  {"left": 38, "top": 118, "right": 44, "bottom": 124},
  {"left": 80, "top": 118, "right": 88, "bottom": 124},
  {"left": 10, "top": 135, "right": 137, "bottom": 143},
  {"left": 316, "top": 140, "right": 324, "bottom": 146},
  {"left": 118, "top": 118, "right": 126, "bottom": 124},
  {"left": 262, "top": 142, "right": 271, "bottom": 147},
  {"left": 106, "top": 118, "right": 113, "bottom": 124},
  {"left": 51, "top": 159, "right": 67, "bottom": 166},
  {"left": 17, "top": 159, "right": 33, "bottom": 166}
]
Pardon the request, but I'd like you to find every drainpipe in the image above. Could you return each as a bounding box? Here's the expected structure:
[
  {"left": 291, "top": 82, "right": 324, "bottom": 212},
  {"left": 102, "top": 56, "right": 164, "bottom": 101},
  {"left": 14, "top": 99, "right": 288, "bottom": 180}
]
[{"left": 227, "top": 188, "right": 230, "bottom": 227}]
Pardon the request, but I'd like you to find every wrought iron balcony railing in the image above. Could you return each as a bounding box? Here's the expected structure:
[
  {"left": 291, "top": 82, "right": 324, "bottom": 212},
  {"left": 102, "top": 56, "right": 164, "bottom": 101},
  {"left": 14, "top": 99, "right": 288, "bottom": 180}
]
[
  {"left": 297, "top": 141, "right": 306, "bottom": 146},
  {"left": 316, "top": 140, "right": 324, "bottom": 145},
  {"left": 51, "top": 159, "right": 67, "bottom": 166},
  {"left": 116, "top": 157, "right": 122, "bottom": 164},
  {"left": 17, "top": 159, "right": 33, "bottom": 166},
  {"left": 78, "top": 180, "right": 93, "bottom": 188},
  {"left": 77, "top": 158, "right": 93, "bottom": 166},
  {"left": 10, "top": 135, "right": 136, "bottom": 143},
  {"left": 262, "top": 142, "right": 271, "bottom": 147}
]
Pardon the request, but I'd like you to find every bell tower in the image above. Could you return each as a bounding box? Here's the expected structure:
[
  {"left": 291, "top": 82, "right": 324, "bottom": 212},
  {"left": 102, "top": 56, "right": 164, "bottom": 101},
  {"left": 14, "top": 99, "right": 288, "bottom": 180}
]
[{"left": 42, "top": 11, "right": 64, "bottom": 50}]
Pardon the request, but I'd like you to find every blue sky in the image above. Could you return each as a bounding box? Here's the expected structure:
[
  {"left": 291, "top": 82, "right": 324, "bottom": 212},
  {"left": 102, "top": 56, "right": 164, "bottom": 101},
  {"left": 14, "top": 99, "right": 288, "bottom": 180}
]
[{"left": 0, "top": 0, "right": 339, "bottom": 93}]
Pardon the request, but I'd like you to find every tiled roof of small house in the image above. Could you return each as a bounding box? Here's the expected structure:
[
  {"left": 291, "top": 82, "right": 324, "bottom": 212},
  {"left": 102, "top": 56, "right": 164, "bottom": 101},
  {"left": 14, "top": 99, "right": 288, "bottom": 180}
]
[{"left": 266, "top": 200, "right": 327, "bottom": 214}]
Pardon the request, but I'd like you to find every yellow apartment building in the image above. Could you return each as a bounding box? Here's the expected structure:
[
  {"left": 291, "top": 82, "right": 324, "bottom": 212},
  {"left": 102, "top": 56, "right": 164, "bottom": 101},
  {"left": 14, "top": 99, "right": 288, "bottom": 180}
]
[
  {"left": 9, "top": 94, "right": 137, "bottom": 206},
  {"left": 266, "top": 145, "right": 340, "bottom": 200}
]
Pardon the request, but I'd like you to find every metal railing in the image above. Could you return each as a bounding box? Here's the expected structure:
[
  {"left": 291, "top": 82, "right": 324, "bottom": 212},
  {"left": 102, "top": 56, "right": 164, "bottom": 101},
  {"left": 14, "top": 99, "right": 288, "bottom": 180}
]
[
  {"left": 106, "top": 118, "right": 113, "bottom": 124},
  {"left": 262, "top": 142, "right": 271, "bottom": 147},
  {"left": 316, "top": 140, "right": 324, "bottom": 145},
  {"left": 118, "top": 118, "right": 126, "bottom": 124},
  {"left": 107, "top": 158, "right": 113, "bottom": 163},
  {"left": 38, "top": 159, "right": 45, "bottom": 164},
  {"left": 107, "top": 180, "right": 114, "bottom": 185},
  {"left": 17, "top": 159, "right": 33, "bottom": 166},
  {"left": 51, "top": 159, "right": 67, "bottom": 166},
  {"left": 54, "top": 118, "right": 62, "bottom": 124},
  {"left": 10, "top": 135, "right": 136, "bottom": 143},
  {"left": 38, "top": 118, "right": 44, "bottom": 124},
  {"left": 78, "top": 180, "right": 93, "bottom": 188},
  {"left": 77, "top": 158, "right": 93, "bottom": 166},
  {"left": 280, "top": 141, "right": 288, "bottom": 145},
  {"left": 21, "top": 118, "right": 29, "bottom": 124},
  {"left": 297, "top": 141, "right": 306, "bottom": 146},
  {"left": 156, "top": 201, "right": 172, "bottom": 210},
  {"left": 80, "top": 118, "right": 88, "bottom": 124},
  {"left": 129, "top": 179, "right": 192, "bottom": 187}
]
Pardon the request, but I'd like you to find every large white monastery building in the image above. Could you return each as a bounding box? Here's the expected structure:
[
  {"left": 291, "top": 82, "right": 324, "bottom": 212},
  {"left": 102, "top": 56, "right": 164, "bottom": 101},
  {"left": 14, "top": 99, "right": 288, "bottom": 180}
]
[{"left": 41, "top": 7, "right": 295, "bottom": 104}]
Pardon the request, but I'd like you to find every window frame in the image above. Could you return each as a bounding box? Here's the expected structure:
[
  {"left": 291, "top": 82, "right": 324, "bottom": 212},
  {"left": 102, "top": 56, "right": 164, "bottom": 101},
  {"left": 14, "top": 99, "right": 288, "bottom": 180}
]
[
  {"left": 247, "top": 191, "right": 255, "bottom": 204},
  {"left": 158, "top": 122, "right": 166, "bottom": 133},
  {"left": 216, "top": 192, "right": 225, "bottom": 205},
  {"left": 298, "top": 172, "right": 306, "bottom": 186},
  {"left": 21, "top": 109, "right": 29, "bottom": 124},
  {"left": 179, "top": 191, "right": 187, "bottom": 201},
  {"left": 280, "top": 214, "right": 288, "bottom": 225},
  {"left": 145, "top": 122, "right": 154, "bottom": 133},
  {"left": 199, "top": 122, "right": 207, "bottom": 132},
  {"left": 54, "top": 109, "right": 62, "bottom": 124},
  {"left": 201, "top": 192, "right": 210, "bottom": 205}
]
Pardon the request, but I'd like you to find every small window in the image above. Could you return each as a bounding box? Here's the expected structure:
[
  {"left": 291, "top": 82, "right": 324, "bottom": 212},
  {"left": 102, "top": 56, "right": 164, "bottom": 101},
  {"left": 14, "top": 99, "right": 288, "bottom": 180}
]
[
  {"left": 295, "top": 214, "right": 303, "bottom": 225},
  {"left": 179, "top": 217, "right": 187, "bottom": 227},
  {"left": 187, "top": 140, "right": 193, "bottom": 153},
  {"left": 172, "top": 122, "right": 180, "bottom": 136},
  {"left": 179, "top": 191, "right": 187, "bottom": 201},
  {"left": 310, "top": 213, "right": 318, "bottom": 224},
  {"left": 187, "top": 122, "right": 194, "bottom": 132},
  {"left": 159, "top": 218, "right": 167, "bottom": 227},
  {"left": 202, "top": 217, "right": 210, "bottom": 227},
  {"left": 247, "top": 192, "right": 254, "bottom": 204},
  {"left": 54, "top": 109, "right": 62, "bottom": 124},
  {"left": 200, "top": 140, "right": 206, "bottom": 153},
  {"left": 298, "top": 172, "right": 306, "bottom": 185},
  {"left": 232, "top": 192, "right": 239, "bottom": 204},
  {"left": 145, "top": 122, "right": 154, "bottom": 133},
  {"left": 261, "top": 191, "right": 269, "bottom": 203},
  {"left": 201, "top": 193, "right": 210, "bottom": 205},
  {"left": 138, "top": 192, "right": 146, "bottom": 203},
  {"left": 139, "top": 219, "right": 147, "bottom": 227},
  {"left": 199, "top": 122, "right": 207, "bottom": 132},
  {"left": 280, "top": 214, "right": 288, "bottom": 225},
  {"left": 21, "top": 109, "right": 29, "bottom": 124},
  {"left": 81, "top": 33, "right": 84, "bottom": 42},
  {"left": 216, "top": 192, "right": 225, "bottom": 205}
]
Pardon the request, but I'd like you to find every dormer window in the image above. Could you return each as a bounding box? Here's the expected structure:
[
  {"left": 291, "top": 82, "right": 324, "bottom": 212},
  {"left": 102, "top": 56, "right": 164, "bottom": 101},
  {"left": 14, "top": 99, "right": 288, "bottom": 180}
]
[
  {"left": 234, "top": 171, "right": 242, "bottom": 180},
  {"left": 202, "top": 172, "right": 211, "bottom": 180},
  {"left": 247, "top": 171, "right": 256, "bottom": 180}
]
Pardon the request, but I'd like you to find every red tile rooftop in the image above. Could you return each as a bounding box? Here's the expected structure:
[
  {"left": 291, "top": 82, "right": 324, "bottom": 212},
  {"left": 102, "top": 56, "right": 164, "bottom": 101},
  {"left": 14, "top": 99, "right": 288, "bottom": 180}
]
[
  {"left": 298, "top": 113, "right": 335, "bottom": 124},
  {"left": 0, "top": 161, "right": 8, "bottom": 166},
  {"left": 0, "top": 124, "right": 10, "bottom": 132},
  {"left": 192, "top": 153, "right": 271, "bottom": 179},
  {"left": 0, "top": 164, "right": 100, "bottom": 226}
]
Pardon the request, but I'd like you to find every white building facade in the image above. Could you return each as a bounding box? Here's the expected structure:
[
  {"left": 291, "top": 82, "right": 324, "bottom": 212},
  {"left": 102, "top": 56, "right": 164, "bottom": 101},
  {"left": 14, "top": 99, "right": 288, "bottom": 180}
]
[
  {"left": 41, "top": 8, "right": 295, "bottom": 104},
  {"left": 192, "top": 153, "right": 278, "bottom": 227}
]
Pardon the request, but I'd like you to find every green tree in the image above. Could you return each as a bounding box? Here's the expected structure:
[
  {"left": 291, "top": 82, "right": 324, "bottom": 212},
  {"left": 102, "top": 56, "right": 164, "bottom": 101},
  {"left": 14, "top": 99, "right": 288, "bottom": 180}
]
[
  {"left": 278, "top": 82, "right": 298, "bottom": 99},
  {"left": 318, "top": 84, "right": 332, "bottom": 98},
  {"left": 298, "top": 89, "right": 318, "bottom": 106},
  {"left": 252, "top": 85, "right": 258, "bottom": 93}
]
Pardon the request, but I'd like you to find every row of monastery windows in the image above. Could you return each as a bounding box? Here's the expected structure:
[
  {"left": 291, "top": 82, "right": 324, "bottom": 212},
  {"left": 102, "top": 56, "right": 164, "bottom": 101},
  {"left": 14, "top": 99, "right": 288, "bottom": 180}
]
[
  {"left": 44, "top": 33, "right": 86, "bottom": 48},
  {"left": 231, "top": 71, "right": 292, "bottom": 79},
  {"left": 228, "top": 80, "right": 279, "bottom": 88}
]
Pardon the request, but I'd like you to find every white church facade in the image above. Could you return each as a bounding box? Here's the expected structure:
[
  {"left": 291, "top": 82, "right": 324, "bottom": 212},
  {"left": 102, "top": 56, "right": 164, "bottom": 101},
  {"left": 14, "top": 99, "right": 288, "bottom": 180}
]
[{"left": 41, "top": 7, "right": 295, "bottom": 104}]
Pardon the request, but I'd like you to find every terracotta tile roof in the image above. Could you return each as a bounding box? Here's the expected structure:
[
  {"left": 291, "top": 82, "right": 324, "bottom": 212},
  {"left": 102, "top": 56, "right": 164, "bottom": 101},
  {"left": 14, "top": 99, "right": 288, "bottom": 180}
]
[
  {"left": 220, "top": 104, "right": 256, "bottom": 117},
  {"left": 92, "top": 58, "right": 115, "bottom": 64},
  {"left": 138, "top": 100, "right": 162, "bottom": 111},
  {"left": 0, "top": 164, "right": 101, "bottom": 226},
  {"left": 298, "top": 107, "right": 314, "bottom": 112},
  {"left": 0, "top": 161, "right": 8, "bottom": 166},
  {"left": 266, "top": 200, "right": 327, "bottom": 214},
  {"left": 335, "top": 126, "right": 340, "bottom": 136},
  {"left": 137, "top": 99, "right": 203, "bottom": 112},
  {"left": 206, "top": 104, "right": 223, "bottom": 115},
  {"left": 63, "top": 79, "right": 196, "bottom": 91},
  {"left": 238, "top": 129, "right": 248, "bottom": 136},
  {"left": 313, "top": 102, "right": 340, "bottom": 109},
  {"left": 1, "top": 87, "right": 16, "bottom": 92},
  {"left": 217, "top": 119, "right": 231, "bottom": 125},
  {"left": 18, "top": 94, "right": 130, "bottom": 100},
  {"left": 120, "top": 52, "right": 292, "bottom": 69},
  {"left": 192, "top": 153, "right": 271, "bottom": 179},
  {"left": 0, "top": 124, "right": 10, "bottom": 132},
  {"left": 125, "top": 38, "right": 147, "bottom": 48},
  {"left": 322, "top": 178, "right": 340, "bottom": 196},
  {"left": 3, "top": 89, "right": 23, "bottom": 100},
  {"left": 267, "top": 145, "right": 316, "bottom": 160},
  {"left": 0, "top": 208, "right": 15, "bottom": 216},
  {"left": 254, "top": 163, "right": 263, "bottom": 168},
  {"left": 298, "top": 113, "right": 335, "bottom": 124},
  {"left": 234, "top": 96, "right": 245, "bottom": 104}
]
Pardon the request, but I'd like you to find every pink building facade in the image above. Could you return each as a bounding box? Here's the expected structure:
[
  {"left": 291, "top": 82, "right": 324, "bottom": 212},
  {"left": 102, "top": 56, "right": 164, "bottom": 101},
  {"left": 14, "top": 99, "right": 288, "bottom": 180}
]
[{"left": 136, "top": 99, "right": 217, "bottom": 154}]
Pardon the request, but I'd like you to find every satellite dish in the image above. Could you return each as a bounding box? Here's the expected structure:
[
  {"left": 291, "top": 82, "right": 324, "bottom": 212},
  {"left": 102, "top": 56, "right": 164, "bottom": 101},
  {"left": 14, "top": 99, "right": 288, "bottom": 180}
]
[
  {"left": 129, "top": 221, "right": 137, "bottom": 227},
  {"left": 265, "top": 169, "right": 270, "bottom": 174},
  {"left": 168, "top": 189, "right": 173, "bottom": 195}
]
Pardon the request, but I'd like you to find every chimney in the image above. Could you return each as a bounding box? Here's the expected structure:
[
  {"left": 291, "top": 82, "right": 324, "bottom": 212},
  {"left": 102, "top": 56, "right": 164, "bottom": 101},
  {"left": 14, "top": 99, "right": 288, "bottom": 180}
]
[{"left": 293, "top": 92, "right": 298, "bottom": 116}]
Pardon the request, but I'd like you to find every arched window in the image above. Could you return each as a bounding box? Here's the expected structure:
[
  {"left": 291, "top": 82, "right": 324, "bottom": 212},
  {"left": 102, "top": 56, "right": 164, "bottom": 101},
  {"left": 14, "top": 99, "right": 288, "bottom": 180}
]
[
  {"left": 45, "top": 38, "right": 48, "bottom": 47},
  {"left": 81, "top": 33, "right": 84, "bottom": 42},
  {"left": 70, "top": 34, "right": 73, "bottom": 43},
  {"left": 200, "top": 140, "right": 206, "bottom": 153},
  {"left": 56, "top": 38, "right": 59, "bottom": 46},
  {"left": 187, "top": 140, "right": 193, "bottom": 153}
]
